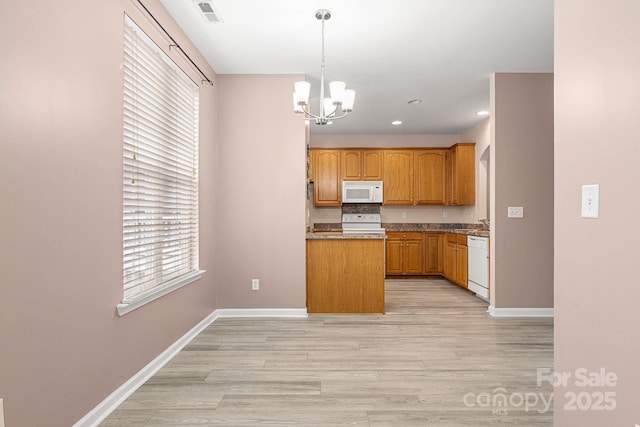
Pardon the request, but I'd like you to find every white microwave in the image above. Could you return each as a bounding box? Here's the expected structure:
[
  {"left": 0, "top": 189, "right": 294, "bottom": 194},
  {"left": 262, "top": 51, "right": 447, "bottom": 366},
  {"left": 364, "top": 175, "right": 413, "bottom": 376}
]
[{"left": 342, "top": 181, "right": 383, "bottom": 204}]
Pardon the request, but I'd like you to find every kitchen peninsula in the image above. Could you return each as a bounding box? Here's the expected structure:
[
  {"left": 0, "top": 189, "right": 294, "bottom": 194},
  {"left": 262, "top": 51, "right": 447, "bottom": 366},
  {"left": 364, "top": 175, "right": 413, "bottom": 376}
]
[{"left": 306, "top": 232, "right": 385, "bottom": 314}]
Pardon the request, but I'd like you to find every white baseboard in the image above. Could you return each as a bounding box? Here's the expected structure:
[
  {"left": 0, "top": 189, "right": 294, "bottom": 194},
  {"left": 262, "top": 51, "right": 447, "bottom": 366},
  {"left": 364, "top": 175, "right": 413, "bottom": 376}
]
[
  {"left": 488, "top": 306, "right": 554, "bottom": 318},
  {"left": 73, "top": 307, "right": 307, "bottom": 427}
]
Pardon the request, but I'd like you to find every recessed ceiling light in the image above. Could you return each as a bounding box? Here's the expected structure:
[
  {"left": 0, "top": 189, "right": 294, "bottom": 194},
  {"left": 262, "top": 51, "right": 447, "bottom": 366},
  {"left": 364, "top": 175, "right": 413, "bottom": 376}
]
[
  {"left": 407, "top": 99, "right": 422, "bottom": 105},
  {"left": 476, "top": 110, "right": 490, "bottom": 116},
  {"left": 392, "top": 120, "right": 402, "bottom": 126}
]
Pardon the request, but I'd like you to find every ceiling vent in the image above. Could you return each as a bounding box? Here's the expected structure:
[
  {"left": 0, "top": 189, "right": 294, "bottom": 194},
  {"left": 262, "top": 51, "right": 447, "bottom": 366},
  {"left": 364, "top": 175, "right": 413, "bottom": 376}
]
[{"left": 195, "top": 1, "right": 222, "bottom": 23}]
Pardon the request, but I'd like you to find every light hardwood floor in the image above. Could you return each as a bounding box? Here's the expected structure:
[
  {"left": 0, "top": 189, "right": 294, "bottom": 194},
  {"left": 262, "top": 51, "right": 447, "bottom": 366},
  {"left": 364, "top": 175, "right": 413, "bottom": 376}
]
[{"left": 101, "top": 279, "right": 553, "bottom": 426}]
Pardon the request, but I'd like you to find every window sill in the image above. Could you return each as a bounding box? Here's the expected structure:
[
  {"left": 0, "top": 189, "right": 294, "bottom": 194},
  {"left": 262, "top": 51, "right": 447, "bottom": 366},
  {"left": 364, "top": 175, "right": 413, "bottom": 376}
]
[{"left": 117, "top": 270, "right": 205, "bottom": 316}]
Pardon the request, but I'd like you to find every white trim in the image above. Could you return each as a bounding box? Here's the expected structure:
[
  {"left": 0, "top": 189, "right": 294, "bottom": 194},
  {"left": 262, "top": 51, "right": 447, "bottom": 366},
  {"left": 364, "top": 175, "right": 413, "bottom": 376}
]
[
  {"left": 73, "top": 307, "right": 308, "bottom": 426},
  {"left": 117, "top": 270, "right": 205, "bottom": 316},
  {"left": 73, "top": 310, "right": 218, "bottom": 427},
  {"left": 488, "top": 306, "right": 554, "bottom": 318},
  {"left": 215, "top": 308, "right": 308, "bottom": 318}
]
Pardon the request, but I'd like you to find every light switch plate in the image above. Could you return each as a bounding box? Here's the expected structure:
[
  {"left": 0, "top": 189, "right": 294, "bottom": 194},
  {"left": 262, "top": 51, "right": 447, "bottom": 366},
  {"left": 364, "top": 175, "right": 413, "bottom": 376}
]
[
  {"left": 508, "top": 206, "right": 524, "bottom": 218},
  {"left": 581, "top": 184, "right": 599, "bottom": 218}
]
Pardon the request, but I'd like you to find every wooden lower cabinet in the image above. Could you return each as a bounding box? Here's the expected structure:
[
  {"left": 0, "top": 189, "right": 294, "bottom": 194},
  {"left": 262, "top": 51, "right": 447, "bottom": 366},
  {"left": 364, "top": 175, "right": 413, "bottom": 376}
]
[
  {"left": 443, "top": 237, "right": 456, "bottom": 280},
  {"left": 385, "top": 232, "right": 424, "bottom": 275},
  {"left": 424, "top": 233, "right": 444, "bottom": 274},
  {"left": 387, "top": 232, "right": 444, "bottom": 276},
  {"left": 307, "top": 238, "right": 385, "bottom": 313},
  {"left": 443, "top": 233, "right": 468, "bottom": 288}
]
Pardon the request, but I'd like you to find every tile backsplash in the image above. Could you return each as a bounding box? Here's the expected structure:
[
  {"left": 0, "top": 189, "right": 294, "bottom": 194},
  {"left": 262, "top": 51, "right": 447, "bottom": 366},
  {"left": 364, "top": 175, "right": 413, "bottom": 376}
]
[{"left": 341, "top": 204, "right": 381, "bottom": 214}]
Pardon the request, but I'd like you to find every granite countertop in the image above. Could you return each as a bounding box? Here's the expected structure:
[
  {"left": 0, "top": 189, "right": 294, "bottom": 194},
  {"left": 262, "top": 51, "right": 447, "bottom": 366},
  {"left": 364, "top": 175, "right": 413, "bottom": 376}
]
[
  {"left": 306, "top": 231, "right": 387, "bottom": 240},
  {"left": 452, "top": 229, "right": 490, "bottom": 238},
  {"left": 310, "top": 223, "right": 489, "bottom": 238}
]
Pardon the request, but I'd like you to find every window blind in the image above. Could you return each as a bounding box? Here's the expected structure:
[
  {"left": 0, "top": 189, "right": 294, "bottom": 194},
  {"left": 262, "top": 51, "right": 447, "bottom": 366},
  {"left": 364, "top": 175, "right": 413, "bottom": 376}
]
[{"left": 122, "top": 15, "right": 200, "bottom": 304}]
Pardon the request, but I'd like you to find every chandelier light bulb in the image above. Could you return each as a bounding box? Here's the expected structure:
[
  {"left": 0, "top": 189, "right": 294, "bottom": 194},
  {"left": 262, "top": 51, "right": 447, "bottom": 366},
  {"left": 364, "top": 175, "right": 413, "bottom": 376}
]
[
  {"left": 342, "top": 89, "right": 355, "bottom": 112},
  {"left": 294, "top": 81, "right": 310, "bottom": 106},
  {"left": 330, "top": 81, "right": 346, "bottom": 105}
]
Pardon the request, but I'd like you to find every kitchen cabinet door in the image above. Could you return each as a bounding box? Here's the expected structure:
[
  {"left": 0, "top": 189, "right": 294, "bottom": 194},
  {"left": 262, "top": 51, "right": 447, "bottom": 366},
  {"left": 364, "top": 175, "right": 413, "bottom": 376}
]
[
  {"left": 447, "top": 143, "right": 476, "bottom": 205},
  {"left": 424, "top": 233, "right": 443, "bottom": 274},
  {"left": 383, "top": 150, "right": 414, "bottom": 205},
  {"left": 386, "top": 232, "right": 424, "bottom": 276},
  {"left": 405, "top": 240, "right": 424, "bottom": 274},
  {"left": 415, "top": 150, "right": 446, "bottom": 204},
  {"left": 443, "top": 233, "right": 469, "bottom": 287},
  {"left": 341, "top": 150, "right": 361, "bottom": 181},
  {"left": 313, "top": 149, "right": 341, "bottom": 206},
  {"left": 456, "top": 244, "right": 468, "bottom": 288},
  {"left": 361, "top": 149, "right": 383, "bottom": 180},
  {"left": 385, "top": 238, "right": 404, "bottom": 275},
  {"left": 443, "top": 237, "right": 457, "bottom": 282},
  {"left": 342, "top": 149, "right": 383, "bottom": 181}
]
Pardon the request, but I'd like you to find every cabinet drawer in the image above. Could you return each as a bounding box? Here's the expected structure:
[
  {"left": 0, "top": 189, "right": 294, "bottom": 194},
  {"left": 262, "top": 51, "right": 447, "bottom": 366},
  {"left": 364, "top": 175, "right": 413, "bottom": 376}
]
[
  {"left": 457, "top": 234, "right": 467, "bottom": 245},
  {"left": 446, "top": 233, "right": 457, "bottom": 244},
  {"left": 387, "top": 231, "right": 422, "bottom": 240}
]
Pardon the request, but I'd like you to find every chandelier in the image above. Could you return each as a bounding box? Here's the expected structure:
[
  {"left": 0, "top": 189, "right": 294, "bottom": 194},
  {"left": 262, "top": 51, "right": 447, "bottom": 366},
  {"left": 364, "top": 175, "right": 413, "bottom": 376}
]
[{"left": 293, "top": 9, "right": 355, "bottom": 125}]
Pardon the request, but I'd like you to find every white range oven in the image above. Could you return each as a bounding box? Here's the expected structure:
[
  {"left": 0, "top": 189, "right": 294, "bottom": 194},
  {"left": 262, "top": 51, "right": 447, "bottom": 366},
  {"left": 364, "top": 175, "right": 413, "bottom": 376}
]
[
  {"left": 467, "top": 235, "right": 489, "bottom": 301},
  {"left": 341, "top": 213, "right": 385, "bottom": 234}
]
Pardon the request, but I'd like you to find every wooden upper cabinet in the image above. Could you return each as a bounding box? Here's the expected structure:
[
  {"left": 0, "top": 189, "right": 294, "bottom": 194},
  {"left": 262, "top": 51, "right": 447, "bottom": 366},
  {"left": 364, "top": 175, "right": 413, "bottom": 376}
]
[
  {"left": 362, "top": 150, "right": 383, "bottom": 180},
  {"left": 447, "top": 143, "right": 476, "bottom": 205},
  {"left": 342, "top": 150, "right": 361, "bottom": 181},
  {"left": 342, "top": 149, "right": 383, "bottom": 181},
  {"left": 310, "top": 144, "right": 476, "bottom": 207},
  {"left": 383, "top": 150, "right": 414, "bottom": 205},
  {"left": 414, "top": 149, "right": 446, "bottom": 205},
  {"left": 312, "top": 149, "right": 341, "bottom": 206}
]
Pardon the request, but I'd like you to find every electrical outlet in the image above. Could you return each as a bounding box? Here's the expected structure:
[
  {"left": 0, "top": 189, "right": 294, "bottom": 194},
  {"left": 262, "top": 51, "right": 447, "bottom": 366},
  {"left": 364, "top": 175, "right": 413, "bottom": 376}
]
[
  {"left": 507, "top": 206, "right": 524, "bottom": 218},
  {"left": 581, "top": 184, "right": 599, "bottom": 218},
  {"left": 443, "top": 211, "right": 448, "bottom": 218},
  {"left": 251, "top": 279, "right": 259, "bottom": 291},
  {"left": 402, "top": 211, "right": 408, "bottom": 219}
]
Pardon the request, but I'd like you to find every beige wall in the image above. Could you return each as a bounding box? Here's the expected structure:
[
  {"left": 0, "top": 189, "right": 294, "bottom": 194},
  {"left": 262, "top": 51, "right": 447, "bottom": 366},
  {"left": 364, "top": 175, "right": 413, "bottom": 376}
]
[
  {"left": 215, "top": 75, "right": 307, "bottom": 309},
  {"left": 461, "top": 118, "right": 491, "bottom": 221},
  {"left": 555, "top": 0, "right": 640, "bottom": 424},
  {"left": 0, "top": 1, "right": 218, "bottom": 426},
  {"left": 490, "top": 73, "right": 554, "bottom": 309}
]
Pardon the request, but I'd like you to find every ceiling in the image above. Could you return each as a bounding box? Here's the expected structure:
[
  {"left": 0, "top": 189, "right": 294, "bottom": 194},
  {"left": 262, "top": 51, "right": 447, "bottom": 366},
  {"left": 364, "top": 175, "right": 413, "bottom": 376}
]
[{"left": 159, "top": 0, "right": 553, "bottom": 135}]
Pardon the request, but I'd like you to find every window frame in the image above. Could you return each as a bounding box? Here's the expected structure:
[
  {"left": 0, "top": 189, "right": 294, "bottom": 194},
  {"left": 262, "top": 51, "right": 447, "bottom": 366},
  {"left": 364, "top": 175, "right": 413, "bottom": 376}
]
[{"left": 118, "top": 15, "right": 204, "bottom": 316}]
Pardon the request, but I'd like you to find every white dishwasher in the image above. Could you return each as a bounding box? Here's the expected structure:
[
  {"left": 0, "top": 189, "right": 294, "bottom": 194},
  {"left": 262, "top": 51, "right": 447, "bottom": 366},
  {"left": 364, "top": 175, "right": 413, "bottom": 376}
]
[{"left": 467, "top": 236, "right": 489, "bottom": 300}]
